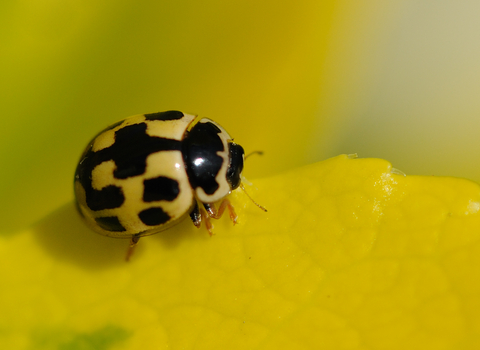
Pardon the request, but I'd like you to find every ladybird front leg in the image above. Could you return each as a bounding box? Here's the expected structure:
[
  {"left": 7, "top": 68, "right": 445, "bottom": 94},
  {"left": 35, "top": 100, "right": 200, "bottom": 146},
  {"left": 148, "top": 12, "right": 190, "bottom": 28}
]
[
  {"left": 190, "top": 202, "right": 214, "bottom": 235},
  {"left": 203, "top": 199, "right": 238, "bottom": 225},
  {"left": 201, "top": 208, "right": 214, "bottom": 236}
]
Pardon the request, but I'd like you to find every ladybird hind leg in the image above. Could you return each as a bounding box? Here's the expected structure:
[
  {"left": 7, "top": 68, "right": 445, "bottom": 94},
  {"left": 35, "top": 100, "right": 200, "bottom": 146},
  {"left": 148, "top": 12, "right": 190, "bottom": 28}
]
[
  {"left": 203, "top": 199, "right": 238, "bottom": 225},
  {"left": 125, "top": 234, "right": 141, "bottom": 262}
]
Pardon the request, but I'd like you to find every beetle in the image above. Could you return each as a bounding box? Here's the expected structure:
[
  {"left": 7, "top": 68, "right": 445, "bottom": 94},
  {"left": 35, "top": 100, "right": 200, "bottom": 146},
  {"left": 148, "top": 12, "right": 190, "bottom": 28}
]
[{"left": 74, "top": 110, "right": 265, "bottom": 259}]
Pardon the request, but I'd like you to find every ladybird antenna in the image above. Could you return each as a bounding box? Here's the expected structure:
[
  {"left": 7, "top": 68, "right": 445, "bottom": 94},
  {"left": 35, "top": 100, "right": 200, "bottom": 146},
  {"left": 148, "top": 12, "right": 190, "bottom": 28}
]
[
  {"left": 240, "top": 183, "right": 267, "bottom": 212},
  {"left": 245, "top": 151, "right": 264, "bottom": 160}
]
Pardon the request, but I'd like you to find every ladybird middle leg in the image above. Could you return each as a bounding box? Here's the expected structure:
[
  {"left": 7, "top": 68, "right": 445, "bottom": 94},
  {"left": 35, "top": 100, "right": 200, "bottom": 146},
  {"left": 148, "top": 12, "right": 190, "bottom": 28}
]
[{"left": 203, "top": 199, "right": 238, "bottom": 225}]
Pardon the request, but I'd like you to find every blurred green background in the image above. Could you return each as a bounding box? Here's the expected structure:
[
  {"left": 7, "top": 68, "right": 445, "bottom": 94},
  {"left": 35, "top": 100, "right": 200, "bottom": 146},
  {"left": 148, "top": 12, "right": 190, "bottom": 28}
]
[{"left": 2, "top": 1, "right": 480, "bottom": 233}]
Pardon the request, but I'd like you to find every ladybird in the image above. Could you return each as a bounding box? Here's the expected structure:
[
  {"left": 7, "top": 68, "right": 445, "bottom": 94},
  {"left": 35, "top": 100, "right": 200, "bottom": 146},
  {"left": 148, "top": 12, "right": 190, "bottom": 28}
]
[{"left": 74, "top": 110, "right": 265, "bottom": 259}]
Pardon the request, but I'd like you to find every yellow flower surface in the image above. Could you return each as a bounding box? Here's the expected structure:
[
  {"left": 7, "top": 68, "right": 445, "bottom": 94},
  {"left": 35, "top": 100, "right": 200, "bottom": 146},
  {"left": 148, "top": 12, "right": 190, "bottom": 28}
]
[{"left": 2, "top": 155, "right": 480, "bottom": 349}]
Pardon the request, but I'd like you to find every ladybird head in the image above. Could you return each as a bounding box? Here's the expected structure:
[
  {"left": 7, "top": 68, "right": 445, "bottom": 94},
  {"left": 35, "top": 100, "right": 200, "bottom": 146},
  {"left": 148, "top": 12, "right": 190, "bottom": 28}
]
[{"left": 226, "top": 142, "right": 244, "bottom": 190}]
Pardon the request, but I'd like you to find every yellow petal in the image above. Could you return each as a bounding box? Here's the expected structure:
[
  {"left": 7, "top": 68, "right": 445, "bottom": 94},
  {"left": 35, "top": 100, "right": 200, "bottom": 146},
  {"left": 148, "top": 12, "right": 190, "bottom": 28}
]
[{"left": 2, "top": 155, "right": 480, "bottom": 349}]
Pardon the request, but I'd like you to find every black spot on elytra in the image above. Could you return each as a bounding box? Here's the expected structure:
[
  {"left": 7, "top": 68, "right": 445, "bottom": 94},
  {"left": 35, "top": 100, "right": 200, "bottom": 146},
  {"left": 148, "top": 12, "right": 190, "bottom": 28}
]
[
  {"left": 139, "top": 207, "right": 170, "bottom": 226},
  {"left": 75, "top": 122, "right": 182, "bottom": 212},
  {"left": 143, "top": 176, "right": 180, "bottom": 202},
  {"left": 182, "top": 121, "right": 224, "bottom": 195},
  {"left": 87, "top": 185, "right": 124, "bottom": 211},
  {"left": 112, "top": 123, "right": 181, "bottom": 179},
  {"left": 144, "top": 110, "right": 184, "bottom": 121},
  {"left": 95, "top": 216, "right": 126, "bottom": 232}
]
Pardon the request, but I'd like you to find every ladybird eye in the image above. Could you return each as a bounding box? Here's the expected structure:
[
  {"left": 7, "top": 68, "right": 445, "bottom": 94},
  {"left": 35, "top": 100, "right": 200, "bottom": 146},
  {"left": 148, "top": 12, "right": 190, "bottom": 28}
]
[{"left": 226, "top": 142, "right": 244, "bottom": 190}]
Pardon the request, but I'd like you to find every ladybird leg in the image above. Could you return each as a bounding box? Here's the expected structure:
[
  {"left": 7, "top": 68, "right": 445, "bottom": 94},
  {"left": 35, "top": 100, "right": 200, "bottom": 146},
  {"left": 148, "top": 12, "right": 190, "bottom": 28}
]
[
  {"left": 190, "top": 202, "right": 214, "bottom": 235},
  {"left": 204, "top": 199, "right": 238, "bottom": 225},
  {"left": 200, "top": 207, "right": 214, "bottom": 236},
  {"left": 125, "top": 234, "right": 141, "bottom": 262},
  {"left": 189, "top": 202, "right": 202, "bottom": 228}
]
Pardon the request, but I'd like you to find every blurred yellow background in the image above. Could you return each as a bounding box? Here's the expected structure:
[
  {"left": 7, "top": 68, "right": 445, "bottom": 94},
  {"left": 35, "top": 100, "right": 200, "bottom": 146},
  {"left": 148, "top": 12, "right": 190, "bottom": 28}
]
[{"left": 2, "top": 1, "right": 480, "bottom": 233}]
